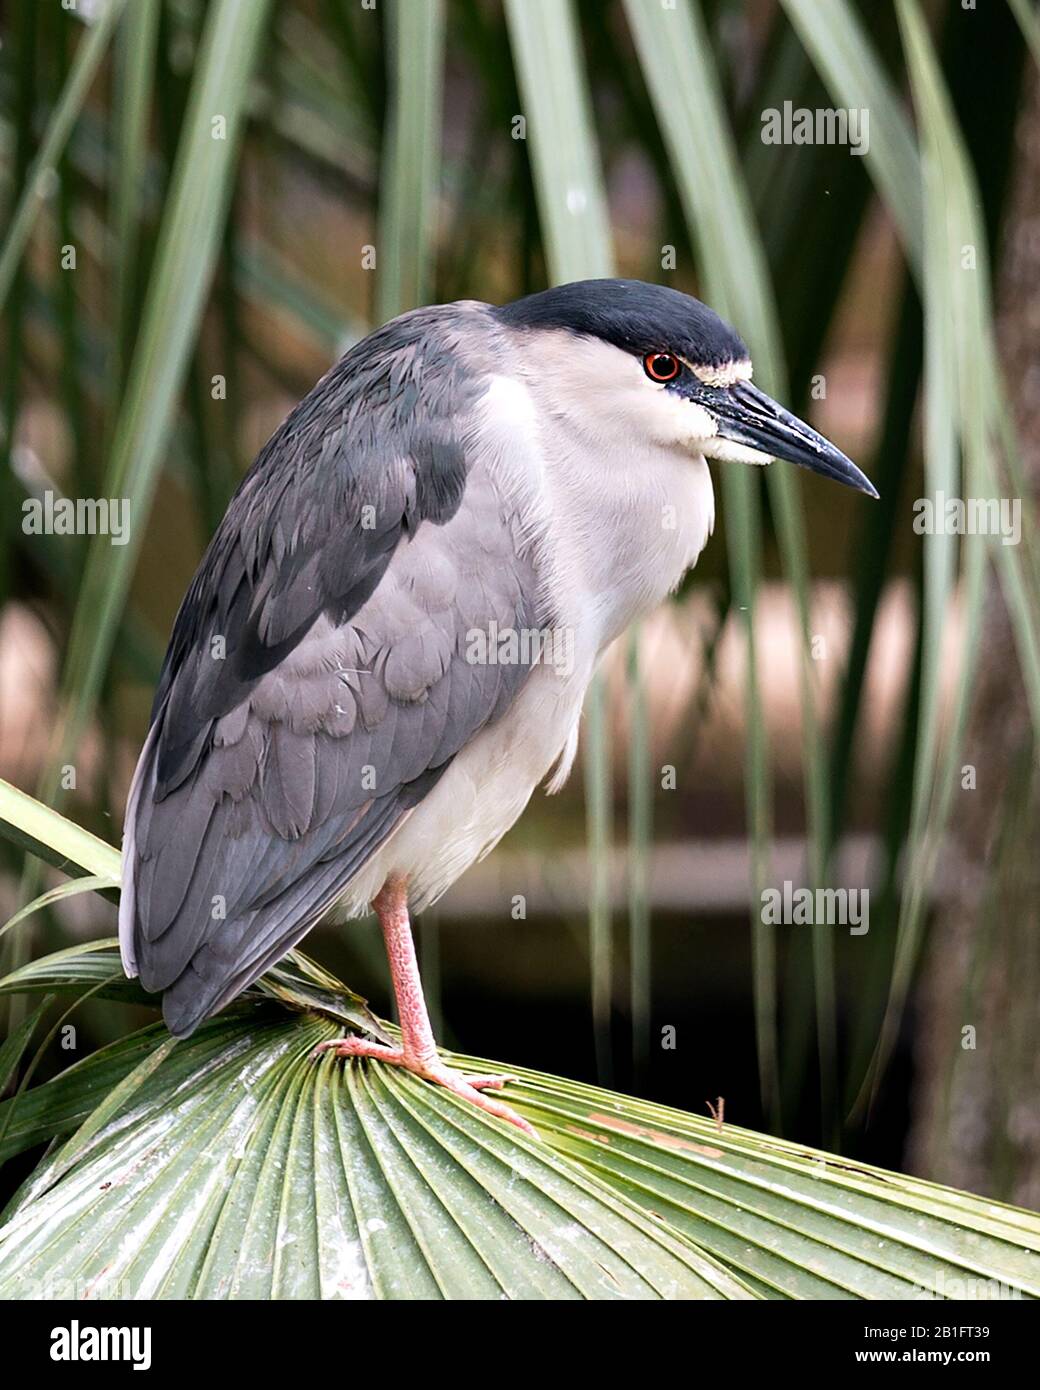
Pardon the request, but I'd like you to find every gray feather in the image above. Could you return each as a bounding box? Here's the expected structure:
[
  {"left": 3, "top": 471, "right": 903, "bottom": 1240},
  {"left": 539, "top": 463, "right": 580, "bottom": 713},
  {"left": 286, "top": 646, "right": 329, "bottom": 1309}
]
[{"left": 120, "top": 304, "right": 544, "bottom": 1036}]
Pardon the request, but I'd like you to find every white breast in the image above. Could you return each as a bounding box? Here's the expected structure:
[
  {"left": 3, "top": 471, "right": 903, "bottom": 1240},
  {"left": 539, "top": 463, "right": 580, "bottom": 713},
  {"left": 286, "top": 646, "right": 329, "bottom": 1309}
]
[
  {"left": 335, "top": 660, "right": 589, "bottom": 916},
  {"left": 335, "top": 359, "right": 716, "bottom": 916}
]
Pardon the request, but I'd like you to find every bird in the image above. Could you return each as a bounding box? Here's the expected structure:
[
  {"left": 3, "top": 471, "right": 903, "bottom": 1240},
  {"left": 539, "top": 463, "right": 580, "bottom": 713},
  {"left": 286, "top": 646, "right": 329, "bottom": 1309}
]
[{"left": 119, "top": 277, "right": 876, "bottom": 1135}]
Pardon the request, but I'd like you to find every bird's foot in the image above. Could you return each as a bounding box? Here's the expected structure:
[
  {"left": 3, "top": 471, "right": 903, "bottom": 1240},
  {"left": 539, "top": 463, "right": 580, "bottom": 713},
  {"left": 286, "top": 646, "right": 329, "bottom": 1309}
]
[{"left": 313, "top": 1036, "right": 536, "bottom": 1137}]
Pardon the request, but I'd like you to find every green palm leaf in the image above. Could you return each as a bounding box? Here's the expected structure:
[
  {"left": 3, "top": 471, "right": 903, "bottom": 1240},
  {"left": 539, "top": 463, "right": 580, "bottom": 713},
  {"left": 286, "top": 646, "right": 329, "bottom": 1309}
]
[
  {"left": 0, "top": 785, "right": 1038, "bottom": 1299},
  {"left": 1, "top": 947, "right": 1037, "bottom": 1300}
]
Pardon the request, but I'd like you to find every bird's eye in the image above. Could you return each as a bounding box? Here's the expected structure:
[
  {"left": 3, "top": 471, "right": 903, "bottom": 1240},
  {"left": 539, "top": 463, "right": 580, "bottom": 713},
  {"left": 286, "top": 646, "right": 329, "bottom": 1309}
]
[{"left": 644, "top": 352, "right": 681, "bottom": 383}]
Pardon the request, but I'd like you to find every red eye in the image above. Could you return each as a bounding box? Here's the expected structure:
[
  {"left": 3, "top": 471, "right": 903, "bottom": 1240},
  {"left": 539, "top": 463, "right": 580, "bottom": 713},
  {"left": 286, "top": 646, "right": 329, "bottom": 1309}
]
[{"left": 644, "top": 352, "right": 680, "bottom": 383}]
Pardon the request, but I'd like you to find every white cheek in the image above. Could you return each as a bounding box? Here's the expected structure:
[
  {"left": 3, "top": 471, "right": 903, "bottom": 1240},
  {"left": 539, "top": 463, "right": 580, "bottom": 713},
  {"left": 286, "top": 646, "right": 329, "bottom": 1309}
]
[
  {"left": 701, "top": 437, "right": 773, "bottom": 466},
  {"left": 642, "top": 386, "right": 718, "bottom": 448},
  {"left": 677, "top": 400, "right": 717, "bottom": 443}
]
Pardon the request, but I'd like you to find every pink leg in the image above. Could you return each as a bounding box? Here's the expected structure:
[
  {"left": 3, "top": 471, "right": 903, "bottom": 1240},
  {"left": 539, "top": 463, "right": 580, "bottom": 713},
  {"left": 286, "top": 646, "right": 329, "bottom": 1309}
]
[{"left": 314, "top": 877, "right": 535, "bottom": 1137}]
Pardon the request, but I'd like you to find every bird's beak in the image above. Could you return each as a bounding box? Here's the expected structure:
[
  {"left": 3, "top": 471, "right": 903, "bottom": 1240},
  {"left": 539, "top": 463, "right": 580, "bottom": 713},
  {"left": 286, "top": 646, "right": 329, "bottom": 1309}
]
[{"left": 710, "top": 380, "right": 878, "bottom": 498}]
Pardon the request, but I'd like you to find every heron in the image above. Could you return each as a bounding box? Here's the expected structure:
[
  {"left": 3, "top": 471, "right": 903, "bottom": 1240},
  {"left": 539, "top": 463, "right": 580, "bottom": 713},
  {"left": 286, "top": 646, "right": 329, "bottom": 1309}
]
[{"left": 120, "top": 278, "right": 876, "bottom": 1135}]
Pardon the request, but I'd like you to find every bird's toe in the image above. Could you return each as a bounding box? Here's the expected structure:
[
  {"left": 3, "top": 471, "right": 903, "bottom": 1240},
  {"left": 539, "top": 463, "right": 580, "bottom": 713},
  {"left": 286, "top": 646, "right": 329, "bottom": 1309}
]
[
  {"left": 458, "top": 1071, "right": 517, "bottom": 1091},
  {"left": 439, "top": 1074, "right": 537, "bottom": 1136}
]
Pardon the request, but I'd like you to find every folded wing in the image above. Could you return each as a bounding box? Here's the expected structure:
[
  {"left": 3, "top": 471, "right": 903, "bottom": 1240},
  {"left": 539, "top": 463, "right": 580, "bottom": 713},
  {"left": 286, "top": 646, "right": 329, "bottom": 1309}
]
[{"left": 120, "top": 308, "right": 540, "bottom": 1035}]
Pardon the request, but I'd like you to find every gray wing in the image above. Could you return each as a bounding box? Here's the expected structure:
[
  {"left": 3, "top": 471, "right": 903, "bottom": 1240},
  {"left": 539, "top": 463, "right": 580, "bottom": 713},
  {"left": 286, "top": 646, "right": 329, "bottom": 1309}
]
[{"left": 120, "top": 306, "right": 541, "bottom": 1036}]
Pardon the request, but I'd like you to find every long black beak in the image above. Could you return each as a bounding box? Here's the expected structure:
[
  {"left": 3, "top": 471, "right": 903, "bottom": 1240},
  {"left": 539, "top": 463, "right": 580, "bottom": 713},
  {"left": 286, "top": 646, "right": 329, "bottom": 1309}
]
[{"left": 711, "top": 381, "right": 878, "bottom": 498}]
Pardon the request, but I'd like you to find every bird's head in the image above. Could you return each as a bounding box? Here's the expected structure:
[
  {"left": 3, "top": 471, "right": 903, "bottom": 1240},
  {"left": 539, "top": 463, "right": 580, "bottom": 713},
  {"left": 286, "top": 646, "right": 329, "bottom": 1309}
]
[{"left": 495, "top": 278, "right": 877, "bottom": 498}]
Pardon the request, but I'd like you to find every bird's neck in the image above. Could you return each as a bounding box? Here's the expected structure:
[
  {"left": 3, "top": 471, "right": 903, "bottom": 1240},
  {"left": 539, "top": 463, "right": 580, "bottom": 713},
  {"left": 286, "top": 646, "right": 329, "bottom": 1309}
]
[
  {"left": 546, "top": 432, "right": 715, "bottom": 650},
  {"left": 474, "top": 372, "right": 715, "bottom": 659}
]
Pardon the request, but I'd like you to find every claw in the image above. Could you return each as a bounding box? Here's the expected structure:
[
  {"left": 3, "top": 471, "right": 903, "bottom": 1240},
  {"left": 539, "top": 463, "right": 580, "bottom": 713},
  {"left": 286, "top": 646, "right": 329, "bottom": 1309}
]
[{"left": 315, "top": 1036, "right": 536, "bottom": 1137}]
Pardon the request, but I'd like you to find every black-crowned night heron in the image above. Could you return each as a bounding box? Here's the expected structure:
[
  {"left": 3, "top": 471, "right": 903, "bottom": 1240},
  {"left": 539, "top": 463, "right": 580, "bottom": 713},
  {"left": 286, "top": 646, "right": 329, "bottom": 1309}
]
[{"left": 120, "top": 278, "right": 876, "bottom": 1134}]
